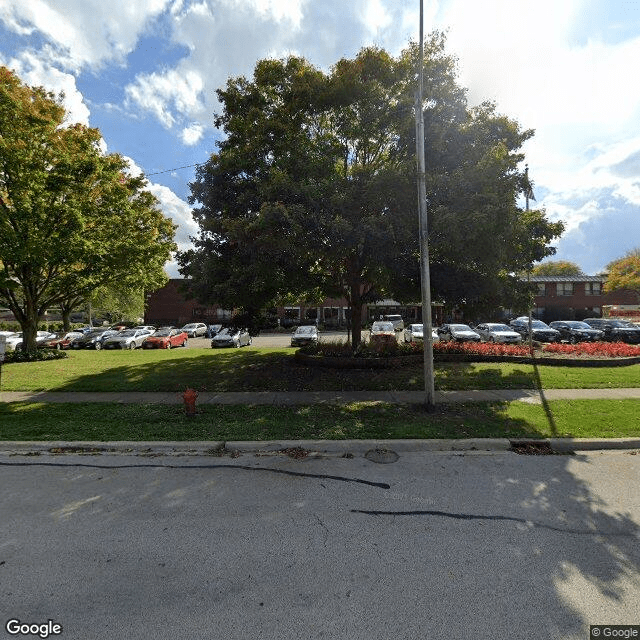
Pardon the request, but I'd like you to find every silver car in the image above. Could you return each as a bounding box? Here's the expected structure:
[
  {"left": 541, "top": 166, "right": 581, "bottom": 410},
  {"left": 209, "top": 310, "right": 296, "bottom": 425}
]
[
  {"left": 211, "top": 328, "right": 252, "bottom": 348},
  {"left": 291, "top": 325, "right": 319, "bottom": 346},
  {"left": 474, "top": 323, "right": 522, "bottom": 344},
  {"left": 437, "top": 324, "right": 481, "bottom": 343},
  {"left": 180, "top": 322, "right": 208, "bottom": 338},
  {"left": 103, "top": 329, "right": 153, "bottom": 350}
]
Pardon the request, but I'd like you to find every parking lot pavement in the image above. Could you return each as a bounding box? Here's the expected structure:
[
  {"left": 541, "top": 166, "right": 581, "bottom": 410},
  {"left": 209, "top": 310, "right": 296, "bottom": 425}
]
[{"left": 186, "top": 331, "right": 352, "bottom": 349}]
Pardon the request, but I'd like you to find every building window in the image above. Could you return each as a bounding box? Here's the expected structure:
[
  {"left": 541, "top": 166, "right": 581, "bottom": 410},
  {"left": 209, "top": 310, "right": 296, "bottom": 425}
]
[
  {"left": 536, "top": 283, "right": 546, "bottom": 296},
  {"left": 585, "top": 282, "right": 601, "bottom": 296},
  {"left": 557, "top": 282, "right": 574, "bottom": 296},
  {"left": 284, "top": 307, "right": 301, "bottom": 321}
]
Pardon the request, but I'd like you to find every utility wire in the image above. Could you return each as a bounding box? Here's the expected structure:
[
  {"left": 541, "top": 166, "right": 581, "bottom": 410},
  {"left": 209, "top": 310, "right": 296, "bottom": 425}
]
[{"left": 145, "top": 162, "right": 204, "bottom": 177}]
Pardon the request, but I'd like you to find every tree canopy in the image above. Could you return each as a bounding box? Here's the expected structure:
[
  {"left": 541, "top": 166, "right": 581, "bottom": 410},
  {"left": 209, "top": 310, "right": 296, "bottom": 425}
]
[
  {"left": 0, "top": 67, "right": 176, "bottom": 352},
  {"left": 531, "top": 261, "right": 583, "bottom": 276},
  {"left": 180, "top": 34, "right": 563, "bottom": 345},
  {"left": 604, "top": 249, "right": 640, "bottom": 295}
]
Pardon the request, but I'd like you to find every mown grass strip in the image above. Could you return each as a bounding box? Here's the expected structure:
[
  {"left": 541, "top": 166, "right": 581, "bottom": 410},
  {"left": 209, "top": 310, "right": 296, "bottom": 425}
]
[
  {"left": 0, "top": 399, "right": 638, "bottom": 441},
  {"left": 2, "top": 349, "right": 640, "bottom": 392}
]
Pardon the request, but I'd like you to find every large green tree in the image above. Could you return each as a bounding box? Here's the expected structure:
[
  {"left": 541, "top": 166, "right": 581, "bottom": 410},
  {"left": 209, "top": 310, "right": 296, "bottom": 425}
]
[
  {"left": 0, "top": 67, "right": 176, "bottom": 352},
  {"left": 180, "top": 34, "right": 562, "bottom": 346},
  {"left": 604, "top": 249, "right": 640, "bottom": 296}
]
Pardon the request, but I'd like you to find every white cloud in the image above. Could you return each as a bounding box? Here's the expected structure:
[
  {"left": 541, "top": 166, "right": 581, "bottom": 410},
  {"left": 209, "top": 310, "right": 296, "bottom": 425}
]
[
  {"left": 181, "top": 123, "right": 204, "bottom": 145},
  {"left": 0, "top": 0, "right": 171, "bottom": 70},
  {"left": 125, "top": 68, "right": 204, "bottom": 128}
]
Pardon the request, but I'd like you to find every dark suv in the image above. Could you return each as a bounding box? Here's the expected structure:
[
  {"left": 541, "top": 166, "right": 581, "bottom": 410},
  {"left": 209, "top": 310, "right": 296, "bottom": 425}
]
[
  {"left": 509, "top": 317, "right": 560, "bottom": 342},
  {"left": 582, "top": 318, "right": 640, "bottom": 344},
  {"left": 548, "top": 321, "right": 603, "bottom": 343}
]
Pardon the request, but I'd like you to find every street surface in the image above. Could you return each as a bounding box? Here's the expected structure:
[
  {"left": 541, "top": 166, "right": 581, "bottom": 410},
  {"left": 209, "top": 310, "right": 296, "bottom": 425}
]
[
  {"left": 188, "top": 330, "right": 356, "bottom": 348},
  {"left": 1, "top": 449, "right": 639, "bottom": 639}
]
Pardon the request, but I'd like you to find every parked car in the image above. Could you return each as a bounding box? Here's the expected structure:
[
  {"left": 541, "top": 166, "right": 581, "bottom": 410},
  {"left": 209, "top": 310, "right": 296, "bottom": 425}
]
[
  {"left": 509, "top": 318, "right": 560, "bottom": 343},
  {"left": 180, "top": 322, "right": 208, "bottom": 338},
  {"left": 103, "top": 328, "right": 153, "bottom": 350},
  {"left": 133, "top": 325, "right": 156, "bottom": 333},
  {"left": 69, "top": 328, "right": 118, "bottom": 350},
  {"left": 370, "top": 321, "right": 397, "bottom": 346},
  {"left": 582, "top": 318, "right": 640, "bottom": 344},
  {"left": 291, "top": 325, "right": 319, "bottom": 347},
  {"left": 382, "top": 314, "right": 404, "bottom": 331},
  {"left": 39, "top": 331, "right": 84, "bottom": 350},
  {"left": 437, "top": 324, "right": 481, "bottom": 343},
  {"left": 474, "top": 323, "right": 522, "bottom": 344},
  {"left": 211, "top": 328, "right": 252, "bottom": 348},
  {"left": 142, "top": 327, "right": 188, "bottom": 349},
  {"left": 5, "top": 331, "right": 58, "bottom": 352},
  {"left": 207, "top": 324, "right": 224, "bottom": 338},
  {"left": 548, "top": 320, "right": 603, "bottom": 343},
  {"left": 404, "top": 323, "right": 424, "bottom": 342}
]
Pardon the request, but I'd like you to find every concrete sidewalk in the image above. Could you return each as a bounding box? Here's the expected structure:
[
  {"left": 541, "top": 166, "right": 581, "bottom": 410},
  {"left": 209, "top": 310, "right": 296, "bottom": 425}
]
[{"left": 2, "top": 388, "right": 640, "bottom": 405}]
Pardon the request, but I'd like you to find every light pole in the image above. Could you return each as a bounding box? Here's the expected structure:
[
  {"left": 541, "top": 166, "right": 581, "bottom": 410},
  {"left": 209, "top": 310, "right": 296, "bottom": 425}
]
[{"left": 415, "top": 0, "right": 436, "bottom": 409}]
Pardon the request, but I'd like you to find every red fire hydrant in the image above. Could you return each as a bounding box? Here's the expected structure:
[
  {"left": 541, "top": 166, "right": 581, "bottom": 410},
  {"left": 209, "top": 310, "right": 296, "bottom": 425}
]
[{"left": 182, "top": 388, "right": 198, "bottom": 417}]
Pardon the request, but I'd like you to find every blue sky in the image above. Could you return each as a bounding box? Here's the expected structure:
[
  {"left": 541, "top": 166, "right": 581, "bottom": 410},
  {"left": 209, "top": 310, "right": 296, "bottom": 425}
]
[{"left": 1, "top": 0, "right": 640, "bottom": 277}]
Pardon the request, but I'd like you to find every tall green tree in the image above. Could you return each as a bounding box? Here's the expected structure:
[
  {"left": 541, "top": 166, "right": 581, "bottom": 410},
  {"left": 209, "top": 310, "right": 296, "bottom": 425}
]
[
  {"left": 604, "top": 249, "right": 640, "bottom": 296},
  {"left": 181, "top": 34, "right": 563, "bottom": 346},
  {"left": 0, "top": 67, "right": 176, "bottom": 352},
  {"left": 531, "top": 260, "right": 583, "bottom": 276}
]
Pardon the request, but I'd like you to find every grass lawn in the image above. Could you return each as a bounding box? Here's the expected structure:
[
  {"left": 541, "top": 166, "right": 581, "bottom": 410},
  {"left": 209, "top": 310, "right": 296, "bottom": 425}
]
[
  {"left": 0, "top": 399, "right": 639, "bottom": 441},
  {"left": 2, "top": 348, "right": 640, "bottom": 392}
]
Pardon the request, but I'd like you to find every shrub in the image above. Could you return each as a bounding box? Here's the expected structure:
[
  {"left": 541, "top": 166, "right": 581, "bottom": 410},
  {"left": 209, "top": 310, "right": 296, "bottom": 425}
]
[
  {"left": 3, "top": 349, "right": 68, "bottom": 364},
  {"left": 432, "top": 341, "right": 530, "bottom": 356}
]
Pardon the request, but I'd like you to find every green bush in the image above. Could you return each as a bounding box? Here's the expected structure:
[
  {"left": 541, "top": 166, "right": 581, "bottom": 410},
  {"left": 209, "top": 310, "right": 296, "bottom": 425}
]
[{"left": 3, "top": 349, "right": 68, "bottom": 364}]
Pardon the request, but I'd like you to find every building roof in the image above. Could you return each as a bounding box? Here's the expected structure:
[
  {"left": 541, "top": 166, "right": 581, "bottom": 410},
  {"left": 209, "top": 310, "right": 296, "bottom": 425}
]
[{"left": 527, "top": 275, "right": 604, "bottom": 283}]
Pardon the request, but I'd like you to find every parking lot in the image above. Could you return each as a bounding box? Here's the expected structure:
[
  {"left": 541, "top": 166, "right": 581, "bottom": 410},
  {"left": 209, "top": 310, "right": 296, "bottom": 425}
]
[{"left": 187, "top": 330, "right": 353, "bottom": 349}]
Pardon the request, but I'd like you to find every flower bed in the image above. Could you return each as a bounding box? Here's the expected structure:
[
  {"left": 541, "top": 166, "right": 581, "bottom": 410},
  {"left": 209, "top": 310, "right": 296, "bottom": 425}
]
[
  {"left": 541, "top": 342, "right": 640, "bottom": 358},
  {"left": 432, "top": 341, "right": 530, "bottom": 357}
]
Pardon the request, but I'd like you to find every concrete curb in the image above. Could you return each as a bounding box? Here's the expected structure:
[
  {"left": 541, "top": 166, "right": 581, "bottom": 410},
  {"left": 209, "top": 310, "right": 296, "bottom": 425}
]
[{"left": 0, "top": 437, "right": 638, "bottom": 458}]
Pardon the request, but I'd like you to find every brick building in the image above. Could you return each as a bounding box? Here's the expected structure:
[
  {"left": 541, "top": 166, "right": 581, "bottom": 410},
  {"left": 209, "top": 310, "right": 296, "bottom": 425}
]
[{"left": 529, "top": 275, "right": 639, "bottom": 322}]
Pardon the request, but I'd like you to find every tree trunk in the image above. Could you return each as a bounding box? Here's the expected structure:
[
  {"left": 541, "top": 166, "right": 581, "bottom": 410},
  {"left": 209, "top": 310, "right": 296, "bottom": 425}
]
[
  {"left": 61, "top": 308, "right": 71, "bottom": 332},
  {"left": 349, "top": 281, "right": 363, "bottom": 349}
]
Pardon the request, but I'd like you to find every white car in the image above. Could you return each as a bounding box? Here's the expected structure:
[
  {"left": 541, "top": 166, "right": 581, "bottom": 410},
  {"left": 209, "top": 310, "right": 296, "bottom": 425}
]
[
  {"left": 404, "top": 324, "right": 440, "bottom": 343},
  {"left": 291, "top": 325, "right": 319, "bottom": 346},
  {"left": 180, "top": 322, "right": 208, "bottom": 338},
  {"left": 4, "top": 331, "right": 57, "bottom": 352},
  {"left": 474, "top": 323, "right": 522, "bottom": 344}
]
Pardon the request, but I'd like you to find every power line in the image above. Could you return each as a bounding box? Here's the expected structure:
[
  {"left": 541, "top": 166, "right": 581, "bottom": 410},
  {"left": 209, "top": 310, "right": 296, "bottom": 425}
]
[{"left": 145, "top": 162, "right": 204, "bottom": 177}]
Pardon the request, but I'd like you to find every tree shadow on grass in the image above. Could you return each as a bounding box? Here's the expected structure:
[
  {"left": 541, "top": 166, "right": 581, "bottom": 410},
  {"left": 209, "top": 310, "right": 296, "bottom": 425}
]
[{"left": 43, "top": 350, "right": 541, "bottom": 393}]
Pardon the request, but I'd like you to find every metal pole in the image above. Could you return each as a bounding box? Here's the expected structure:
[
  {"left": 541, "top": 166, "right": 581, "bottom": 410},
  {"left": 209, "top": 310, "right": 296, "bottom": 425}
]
[
  {"left": 416, "top": 0, "right": 436, "bottom": 409},
  {"left": 525, "top": 165, "right": 534, "bottom": 355}
]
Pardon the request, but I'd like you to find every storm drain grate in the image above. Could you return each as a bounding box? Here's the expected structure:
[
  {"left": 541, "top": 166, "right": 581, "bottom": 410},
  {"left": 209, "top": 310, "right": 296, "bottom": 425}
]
[{"left": 510, "top": 441, "right": 558, "bottom": 455}]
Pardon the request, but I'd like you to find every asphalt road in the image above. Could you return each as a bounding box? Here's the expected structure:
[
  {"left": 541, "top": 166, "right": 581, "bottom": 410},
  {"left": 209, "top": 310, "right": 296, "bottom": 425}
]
[{"left": 1, "top": 449, "right": 639, "bottom": 639}]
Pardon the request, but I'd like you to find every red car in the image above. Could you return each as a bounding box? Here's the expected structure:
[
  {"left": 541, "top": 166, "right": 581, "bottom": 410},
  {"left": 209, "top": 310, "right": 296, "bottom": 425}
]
[
  {"left": 142, "top": 327, "right": 188, "bottom": 349},
  {"left": 40, "top": 331, "right": 83, "bottom": 350}
]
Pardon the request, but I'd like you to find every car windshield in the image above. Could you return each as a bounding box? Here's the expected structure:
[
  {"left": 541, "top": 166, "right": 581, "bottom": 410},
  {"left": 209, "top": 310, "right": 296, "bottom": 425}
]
[
  {"left": 610, "top": 320, "right": 637, "bottom": 328},
  {"left": 154, "top": 329, "right": 172, "bottom": 337},
  {"left": 564, "top": 321, "right": 592, "bottom": 329},
  {"left": 86, "top": 330, "right": 106, "bottom": 336},
  {"left": 216, "top": 328, "right": 232, "bottom": 336},
  {"left": 410, "top": 325, "right": 423, "bottom": 331},
  {"left": 295, "top": 326, "right": 316, "bottom": 335},
  {"left": 487, "top": 324, "right": 511, "bottom": 331},
  {"left": 531, "top": 321, "right": 550, "bottom": 329},
  {"left": 451, "top": 324, "right": 472, "bottom": 331},
  {"left": 119, "top": 330, "right": 136, "bottom": 337},
  {"left": 182, "top": 324, "right": 197, "bottom": 330},
  {"left": 372, "top": 322, "right": 394, "bottom": 332}
]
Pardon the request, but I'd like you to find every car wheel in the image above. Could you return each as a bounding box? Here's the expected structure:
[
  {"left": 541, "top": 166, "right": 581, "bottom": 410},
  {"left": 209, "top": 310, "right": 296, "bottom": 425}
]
[
  {"left": 95, "top": 342, "right": 102, "bottom": 351},
  {"left": 165, "top": 342, "right": 171, "bottom": 349},
  {"left": 56, "top": 343, "right": 62, "bottom": 350},
  {"left": 248, "top": 337, "right": 252, "bottom": 346},
  {"left": 128, "top": 342, "right": 134, "bottom": 350},
  {"left": 183, "top": 339, "right": 188, "bottom": 347},
  {"left": 570, "top": 335, "right": 578, "bottom": 344},
  {"left": 489, "top": 337, "right": 495, "bottom": 343}
]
